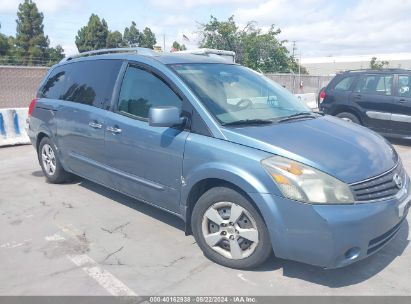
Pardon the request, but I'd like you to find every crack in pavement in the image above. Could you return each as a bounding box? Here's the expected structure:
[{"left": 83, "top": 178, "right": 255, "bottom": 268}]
[
  {"left": 102, "top": 246, "right": 125, "bottom": 266},
  {"left": 62, "top": 202, "right": 74, "bottom": 209},
  {"left": 101, "top": 222, "right": 130, "bottom": 238}
]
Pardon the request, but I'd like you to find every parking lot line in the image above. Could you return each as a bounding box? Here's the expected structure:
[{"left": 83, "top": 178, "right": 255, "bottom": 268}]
[
  {"left": 67, "top": 253, "right": 137, "bottom": 296},
  {"left": 44, "top": 229, "right": 137, "bottom": 296}
]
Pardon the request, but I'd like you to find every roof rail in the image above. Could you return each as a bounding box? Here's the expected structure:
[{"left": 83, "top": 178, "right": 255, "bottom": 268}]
[
  {"left": 61, "top": 47, "right": 157, "bottom": 62},
  {"left": 342, "top": 68, "right": 411, "bottom": 73}
]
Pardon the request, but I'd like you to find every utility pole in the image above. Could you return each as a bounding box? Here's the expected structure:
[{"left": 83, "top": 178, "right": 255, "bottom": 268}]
[
  {"left": 163, "top": 33, "right": 166, "bottom": 53},
  {"left": 291, "top": 41, "right": 297, "bottom": 59}
]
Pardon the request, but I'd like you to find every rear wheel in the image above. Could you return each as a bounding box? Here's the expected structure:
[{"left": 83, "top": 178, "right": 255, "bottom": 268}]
[
  {"left": 336, "top": 112, "right": 360, "bottom": 124},
  {"left": 38, "top": 137, "right": 71, "bottom": 183},
  {"left": 191, "top": 187, "right": 272, "bottom": 269}
]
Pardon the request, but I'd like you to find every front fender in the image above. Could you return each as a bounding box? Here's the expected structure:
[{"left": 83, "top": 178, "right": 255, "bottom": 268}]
[
  {"left": 182, "top": 162, "right": 271, "bottom": 206},
  {"left": 181, "top": 133, "right": 282, "bottom": 210}
]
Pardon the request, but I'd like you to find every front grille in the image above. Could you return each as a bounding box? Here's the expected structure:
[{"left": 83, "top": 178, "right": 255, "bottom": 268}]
[{"left": 350, "top": 163, "right": 405, "bottom": 202}]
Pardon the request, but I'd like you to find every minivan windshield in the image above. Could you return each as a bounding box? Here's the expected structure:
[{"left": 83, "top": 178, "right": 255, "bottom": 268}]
[{"left": 170, "top": 63, "right": 311, "bottom": 125}]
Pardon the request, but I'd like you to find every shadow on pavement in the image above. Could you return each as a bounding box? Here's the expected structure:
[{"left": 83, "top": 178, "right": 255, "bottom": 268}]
[
  {"left": 388, "top": 138, "right": 411, "bottom": 147},
  {"left": 31, "top": 170, "right": 410, "bottom": 288},
  {"left": 78, "top": 178, "right": 185, "bottom": 232}
]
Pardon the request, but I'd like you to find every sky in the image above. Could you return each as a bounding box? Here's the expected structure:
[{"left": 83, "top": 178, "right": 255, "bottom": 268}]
[{"left": 1, "top": 0, "right": 411, "bottom": 60}]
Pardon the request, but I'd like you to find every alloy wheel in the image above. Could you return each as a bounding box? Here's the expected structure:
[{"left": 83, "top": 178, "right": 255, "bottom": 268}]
[
  {"left": 201, "top": 201, "right": 259, "bottom": 260},
  {"left": 41, "top": 144, "right": 56, "bottom": 176}
]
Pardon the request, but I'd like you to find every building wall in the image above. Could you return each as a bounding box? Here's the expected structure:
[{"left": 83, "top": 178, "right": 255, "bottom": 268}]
[{"left": 303, "top": 59, "right": 411, "bottom": 76}]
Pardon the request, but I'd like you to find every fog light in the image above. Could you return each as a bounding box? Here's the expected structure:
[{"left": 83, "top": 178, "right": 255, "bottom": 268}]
[{"left": 344, "top": 247, "right": 360, "bottom": 260}]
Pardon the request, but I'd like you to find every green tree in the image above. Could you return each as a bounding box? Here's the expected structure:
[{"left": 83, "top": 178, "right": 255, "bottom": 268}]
[
  {"left": 200, "top": 16, "right": 238, "bottom": 54},
  {"left": 47, "top": 44, "right": 64, "bottom": 64},
  {"left": 370, "top": 56, "right": 389, "bottom": 69},
  {"left": 199, "top": 15, "right": 305, "bottom": 73},
  {"left": 0, "top": 24, "right": 10, "bottom": 56},
  {"left": 0, "top": 25, "right": 19, "bottom": 65},
  {"left": 15, "top": 0, "right": 50, "bottom": 65},
  {"left": 75, "top": 14, "right": 109, "bottom": 52},
  {"left": 106, "top": 31, "right": 123, "bottom": 48},
  {"left": 140, "top": 27, "right": 156, "bottom": 49},
  {"left": 123, "top": 21, "right": 142, "bottom": 47},
  {"left": 172, "top": 41, "right": 187, "bottom": 51}
]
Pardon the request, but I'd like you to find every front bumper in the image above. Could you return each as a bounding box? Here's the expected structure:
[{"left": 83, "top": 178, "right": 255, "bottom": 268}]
[{"left": 249, "top": 176, "right": 411, "bottom": 268}]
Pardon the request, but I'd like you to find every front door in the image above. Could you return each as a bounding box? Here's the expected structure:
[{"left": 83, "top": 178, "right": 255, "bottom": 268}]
[{"left": 104, "top": 64, "right": 189, "bottom": 213}]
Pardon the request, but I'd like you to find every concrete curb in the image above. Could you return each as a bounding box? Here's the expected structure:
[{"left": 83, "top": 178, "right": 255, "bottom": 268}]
[{"left": 0, "top": 108, "right": 30, "bottom": 147}]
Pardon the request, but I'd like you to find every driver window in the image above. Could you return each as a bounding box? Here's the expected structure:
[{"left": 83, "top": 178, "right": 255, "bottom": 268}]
[
  {"left": 221, "top": 75, "right": 279, "bottom": 106},
  {"left": 118, "top": 66, "right": 182, "bottom": 120}
]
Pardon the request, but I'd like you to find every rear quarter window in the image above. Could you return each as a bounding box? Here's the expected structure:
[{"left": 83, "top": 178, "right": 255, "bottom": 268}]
[
  {"left": 333, "top": 76, "right": 355, "bottom": 91},
  {"left": 40, "top": 59, "right": 122, "bottom": 108}
]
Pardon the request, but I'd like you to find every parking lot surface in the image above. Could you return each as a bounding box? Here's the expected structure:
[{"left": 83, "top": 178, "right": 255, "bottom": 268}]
[{"left": 0, "top": 141, "right": 410, "bottom": 296}]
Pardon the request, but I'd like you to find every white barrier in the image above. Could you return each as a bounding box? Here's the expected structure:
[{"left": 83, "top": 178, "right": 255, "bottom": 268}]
[
  {"left": 0, "top": 108, "right": 30, "bottom": 147},
  {"left": 294, "top": 93, "right": 318, "bottom": 110}
]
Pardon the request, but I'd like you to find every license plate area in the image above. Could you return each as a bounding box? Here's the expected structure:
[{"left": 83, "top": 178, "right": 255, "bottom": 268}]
[{"left": 397, "top": 195, "right": 411, "bottom": 218}]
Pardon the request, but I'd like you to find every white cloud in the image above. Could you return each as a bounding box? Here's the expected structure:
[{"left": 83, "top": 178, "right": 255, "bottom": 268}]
[
  {"left": 151, "top": 0, "right": 257, "bottom": 9},
  {"left": 0, "top": 0, "right": 81, "bottom": 13},
  {"left": 234, "top": 0, "right": 411, "bottom": 56},
  {"left": 2, "top": 0, "right": 411, "bottom": 57}
]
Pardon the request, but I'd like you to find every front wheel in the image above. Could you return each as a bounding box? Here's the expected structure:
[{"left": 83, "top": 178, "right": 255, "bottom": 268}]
[
  {"left": 336, "top": 112, "right": 361, "bottom": 124},
  {"left": 191, "top": 187, "right": 272, "bottom": 269}
]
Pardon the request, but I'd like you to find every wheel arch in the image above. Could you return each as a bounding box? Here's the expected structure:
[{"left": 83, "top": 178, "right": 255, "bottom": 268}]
[
  {"left": 182, "top": 170, "right": 270, "bottom": 235},
  {"left": 332, "top": 105, "right": 364, "bottom": 124},
  {"left": 36, "top": 131, "right": 50, "bottom": 153}
]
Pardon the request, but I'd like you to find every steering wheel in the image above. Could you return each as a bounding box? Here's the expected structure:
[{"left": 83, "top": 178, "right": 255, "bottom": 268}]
[{"left": 235, "top": 98, "right": 253, "bottom": 110}]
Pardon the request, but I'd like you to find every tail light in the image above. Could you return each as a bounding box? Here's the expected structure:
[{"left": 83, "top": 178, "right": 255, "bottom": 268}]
[
  {"left": 319, "top": 90, "right": 326, "bottom": 103},
  {"left": 28, "top": 98, "right": 37, "bottom": 117}
]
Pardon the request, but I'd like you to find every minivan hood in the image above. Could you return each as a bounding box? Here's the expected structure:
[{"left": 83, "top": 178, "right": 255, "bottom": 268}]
[{"left": 220, "top": 115, "right": 398, "bottom": 184}]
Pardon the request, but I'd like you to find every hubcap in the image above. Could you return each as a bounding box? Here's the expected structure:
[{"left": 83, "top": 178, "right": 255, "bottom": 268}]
[
  {"left": 41, "top": 144, "right": 56, "bottom": 176},
  {"left": 201, "top": 202, "right": 259, "bottom": 260}
]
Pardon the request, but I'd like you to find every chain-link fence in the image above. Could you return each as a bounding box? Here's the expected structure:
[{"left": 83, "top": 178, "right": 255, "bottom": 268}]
[
  {"left": 0, "top": 66, "right": 333, "bottom": 109},
  {"left": 265, "top": 73, "right": 333, "bottom": 94},
  {"left": 0, "top": 65, "right": 48, "bottom": 108}
]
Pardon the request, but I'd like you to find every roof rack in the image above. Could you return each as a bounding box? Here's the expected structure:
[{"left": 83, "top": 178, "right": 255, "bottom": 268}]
[
  {"left": 342, "top": 68, "right": 411, "bottom": 73},
  {"left": 61, "top": 47, "right": 157, "bottom": 62}
]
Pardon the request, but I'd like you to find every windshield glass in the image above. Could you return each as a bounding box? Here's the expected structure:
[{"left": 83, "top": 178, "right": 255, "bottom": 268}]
[{"left": 170, "top": 63, "right": 310, "bottom": 125}]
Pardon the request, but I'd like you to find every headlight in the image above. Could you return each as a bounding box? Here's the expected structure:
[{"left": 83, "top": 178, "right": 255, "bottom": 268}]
[{"left": 261, "top": 156, "right": 354, "bottom": 204}]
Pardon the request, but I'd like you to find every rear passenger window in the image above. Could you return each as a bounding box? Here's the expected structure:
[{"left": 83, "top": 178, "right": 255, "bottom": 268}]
[
  {"left": 117, "top": 66, "right": 182, "bottom": 120},
  {"left": 354, "top": 74, "right": 393, "bottom": 96},
  {"left": 334, "top": 76, "right": 355, "bottom": 91},
  {"left": 398, "top": 75, "right": 411, "bottom": 97},
  {"left": 41, "top": 60, "right": 122, "bottom": 108}
]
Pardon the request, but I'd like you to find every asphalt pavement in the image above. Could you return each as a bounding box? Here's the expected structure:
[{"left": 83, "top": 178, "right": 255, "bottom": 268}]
[{"left": 0, "top": 140, "right": 410, "bottom": 296}]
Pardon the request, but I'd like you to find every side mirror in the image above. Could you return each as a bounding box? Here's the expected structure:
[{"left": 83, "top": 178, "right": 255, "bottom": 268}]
[{"left": 148, "top": 106, "right": 184, "bottom": 127}]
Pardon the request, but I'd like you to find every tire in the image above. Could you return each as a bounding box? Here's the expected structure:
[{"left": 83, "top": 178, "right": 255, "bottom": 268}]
[
  {"left": 191, "top": 186, "right": 272, "bottom": 269},
  {"left": 336, "top": 112, "right": 361, "bottom": 124},
  {"left": 38, "top": 137, "right": 71, "bottom": 183}
]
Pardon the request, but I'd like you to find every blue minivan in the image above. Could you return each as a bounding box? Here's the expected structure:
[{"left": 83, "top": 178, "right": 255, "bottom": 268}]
[{"left": 28, "top": 48, "right": 411, "bottom": 269}]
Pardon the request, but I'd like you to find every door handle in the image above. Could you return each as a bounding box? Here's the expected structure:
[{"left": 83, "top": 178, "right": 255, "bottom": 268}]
[
  {"left": 354, "top": 94, "right": 362, "bottom": 99},
  {"left": 399, "top": 99, "right": 406, "bottom": 103},
  {"left": 107, "top": 126, "right": 122, "bottom": 134},
  {"left": 88, "top": 121, "right": 102, "bottom": 129}
]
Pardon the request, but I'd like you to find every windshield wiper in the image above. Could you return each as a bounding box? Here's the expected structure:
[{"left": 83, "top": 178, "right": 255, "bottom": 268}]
[
  {"left": 222, "top": 119, "right": 274, "bottom": 126},
  {"left": 278, "top": 112, "right": 317, "bottom": 123}
]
